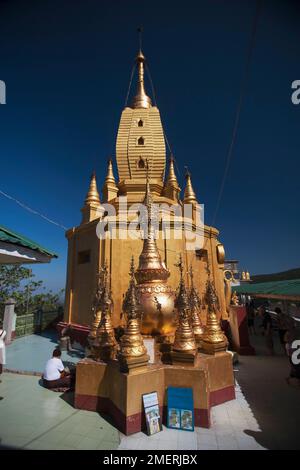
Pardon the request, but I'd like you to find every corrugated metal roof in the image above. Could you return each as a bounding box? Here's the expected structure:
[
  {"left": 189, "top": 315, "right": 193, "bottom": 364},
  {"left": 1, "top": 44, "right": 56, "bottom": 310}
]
[
  {"left": 235, "top": 279, "right": 300, "bottom": 300},
  {"left": 0, "top": 225, "right": 58, "bottom": 258}
]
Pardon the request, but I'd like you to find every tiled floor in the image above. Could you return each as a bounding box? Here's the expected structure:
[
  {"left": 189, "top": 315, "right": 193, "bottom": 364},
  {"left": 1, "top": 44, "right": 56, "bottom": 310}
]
[
  {"left": 5, "top": 330, "right": 84, "bottom": 374},
  {"left": 0, "top": 373, "right": 120, "bottom": 450},
  {"left": 1, "top": 325, "right": 299, "bottom": 450},
  {"left": 0, "top": 372, "right": 263, "bottom": 450},
  {"left": 118, "top": 383, "right": 265, "bottom": 450}
]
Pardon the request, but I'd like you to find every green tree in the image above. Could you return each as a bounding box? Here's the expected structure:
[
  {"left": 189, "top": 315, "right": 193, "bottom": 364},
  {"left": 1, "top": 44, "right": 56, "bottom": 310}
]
[{"left": 0, "top": 265, "right": 64, "bottom": 316}]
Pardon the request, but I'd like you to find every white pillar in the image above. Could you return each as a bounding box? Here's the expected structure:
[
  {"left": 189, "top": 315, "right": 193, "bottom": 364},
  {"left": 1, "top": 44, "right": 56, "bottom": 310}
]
[{"left": 3, "top": 298, "right": 16, "bottom": 345}]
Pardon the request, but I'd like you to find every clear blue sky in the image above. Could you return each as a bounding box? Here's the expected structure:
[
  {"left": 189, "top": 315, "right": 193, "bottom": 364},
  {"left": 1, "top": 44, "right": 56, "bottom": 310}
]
[{"left": 0, "top": 0, "right": 299, "bottom": 293}]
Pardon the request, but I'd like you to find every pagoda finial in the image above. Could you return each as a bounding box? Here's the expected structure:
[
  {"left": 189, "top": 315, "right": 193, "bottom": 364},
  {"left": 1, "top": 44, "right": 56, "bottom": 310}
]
[
  {"left": 200, "top": 277, "right": 228, "bottom": 354},
  {"left": 118, "top": 255, "right": 149, "bottom": 372},
  {"left": 188, "top": 264, "right": 205, "bottom": 345},
  {"left": 167, "top": 155, "right": 178, "bottom": 184},
  {"left": 171, "top": 254, "right": 197, "bottom": 361},
  {"left": 104, "top": 158, "right": 116, "bottom": 185},
  {"left": 102, "top": 158, "right": 118, "bottom": 202},
  {"left": 84, "top": 171, "right": 101, "bottom": 206},
  {"left": 163, "top": 155, "right": 181, "bottom": 201},
  {"left": 131, "top": 28, "right": 152, "bottom": 109},
  {"left": 135, "top": 161, "right": 170, "bottom": 284},
  {"left": 183, "top": 167, "right": 197, "bottom": 205}
]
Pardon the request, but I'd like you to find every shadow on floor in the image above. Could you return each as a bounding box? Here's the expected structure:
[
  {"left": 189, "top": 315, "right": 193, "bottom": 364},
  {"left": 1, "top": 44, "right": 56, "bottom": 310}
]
[
  {"left": 235, "top": 321, "right": 300, "bottom": 450},
  {"left": 36, "top": 328, "right": 58, "bottom": 344},
  {"left": 60, "top": 390, "right": 75, "bottom": 407}
]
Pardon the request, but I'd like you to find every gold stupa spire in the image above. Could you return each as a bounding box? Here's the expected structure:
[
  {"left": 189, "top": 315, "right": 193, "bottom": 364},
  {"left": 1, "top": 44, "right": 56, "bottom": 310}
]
[
  {"left": 183, "top": 169, "right": 197, "bottom": 205},
  {"left": 172, "top": 255, "right": 197, "bottom": 359},
  {"left": 89, "top": 270, "right": 105, "bottom": 340},
  {"left": 163, "top": 155, "right": 181, "bottom": 201},
  {"left": 189, "top": 265, "right": 205, "bottom": 346},
  {"left": 104, "top": 158, "right": 116, "bottom": 185},
  {"left": 94, "top": 262, "right": 119, "bottom": 362},
  {"left": 131, "top": 49, "right": 152, "bottom": 109},
  {"left": 84, "top": 171, "right": 101, "bottom": 205},
  {"left": 201, "top": 276, "right": 228, "bottom": 354},
  {"left": 135, "top": 165, "right": 169, "bottom": 282},
  {"left": 81, "top": 171, "right": 101, "bottom": 224},
  {"left": 118, "top": 256, "right": 149, "bottom": 372},
  {"left": 135, "top": 164, "right": 175, "bottom": 335},
  {"left": 102, "top": 158, "right": 118, "bottom": 202}
]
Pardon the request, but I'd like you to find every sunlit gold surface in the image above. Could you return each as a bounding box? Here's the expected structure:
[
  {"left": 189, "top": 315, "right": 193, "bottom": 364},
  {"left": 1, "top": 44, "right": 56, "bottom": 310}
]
[
  {"left": 231, "top": 291, "right": 239, "bottom": 306},
  {"left": 64, "top": 47, "right": 229, "bottom": 331},
  {"left": 131, "top": 50, "right": 152, "bottom": 109},
  {"left": 216, "top": 244, "right": 225, "bottom": 264},
  {"left": 189, "top": 265, "right": 205, "bottom": 345},
  {"left": 172, "top": 255, "right": 197, "bottom": 355},
  {"left": 162, "top": 155, "right": 181, "bottom": 201},
  {"left": 135, "top": 174, "right": 176, "bottom": 335},
  {"left": 201, "top": 279, "right": 228, "bottom": 354},
  {"left": 102, "top": 158, "right": 118, "bottom": 202},
  {"left": 183, "top": 170, "right": 197, "bottom": 205},
  {"left": 84, "top": 171, "right": 101, "bottom": 205},
  {"left": 93, "top": 263, "right": 118, "bottom": 362},
  {"left": 119, "top": 257, "right": 149, "bottom": 368}
]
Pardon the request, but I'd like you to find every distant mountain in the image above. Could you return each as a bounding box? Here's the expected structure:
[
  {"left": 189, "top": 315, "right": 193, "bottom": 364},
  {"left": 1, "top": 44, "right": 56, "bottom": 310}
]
[{"left": 251, "top": 268, "right": 300, "bottom": 283}]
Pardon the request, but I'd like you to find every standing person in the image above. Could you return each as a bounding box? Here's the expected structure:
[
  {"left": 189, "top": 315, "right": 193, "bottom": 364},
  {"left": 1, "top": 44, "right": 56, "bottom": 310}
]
[
  {"left": 285, "top": 323, "right": 300, "bottom": 387},
  {"left": 247, "top": 301, "right": 256, "bottom": 335},
  {"left": 262, "top": 307, "right": 274, "bottom": 355},
  {"left": 275, "top": 307, "right": 289, "bottom": 355},
  {"left": 0, "top": 320, "right": 7, "bottom": 378}
]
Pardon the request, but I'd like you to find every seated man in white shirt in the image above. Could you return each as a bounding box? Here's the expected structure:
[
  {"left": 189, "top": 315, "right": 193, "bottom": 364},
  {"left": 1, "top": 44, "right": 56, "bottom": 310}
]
[{"left": 43, "top": 348, "right": 74, "bottom": 390}]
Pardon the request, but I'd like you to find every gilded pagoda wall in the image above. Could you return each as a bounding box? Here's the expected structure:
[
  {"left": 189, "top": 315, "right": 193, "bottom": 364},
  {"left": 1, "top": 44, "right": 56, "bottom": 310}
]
[{"left": 64, "top": 221, "right": 226, "bottom": 328}]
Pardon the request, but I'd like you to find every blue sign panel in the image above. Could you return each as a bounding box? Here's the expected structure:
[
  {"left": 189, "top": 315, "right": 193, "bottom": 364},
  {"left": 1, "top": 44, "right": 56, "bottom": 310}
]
[{"left": 167, "top": 387, "right": 194, "bottom": 431}]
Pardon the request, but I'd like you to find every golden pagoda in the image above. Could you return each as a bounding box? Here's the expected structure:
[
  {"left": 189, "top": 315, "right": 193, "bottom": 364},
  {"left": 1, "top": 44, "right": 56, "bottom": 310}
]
[
  {"left": 72, "top": 38, "right": 236, "bottom": 436},
  {"left": 189, "top": 265, "right": 205, "bottom": 347},
  {"left": 162, "top": 155, "right": 181, "bottom": 201},
  {"left": 135, "top": 166, "right": 176, "bottom": 336},
  {"left": 88, "top": 269, "right": 105, "bottom": 341},
  {"left": 81, "top": 171, "right": 101, "bottom": 224},
  {"left": 63, "top": 44, "right": 228, "bottom": 340},
  {"left": 118, "top": 256, "right": 149, "bottom": 372},
  {"left": 171, "top": 254, "right": 197, "bottom": 363},
  {"left": 231, "top": 290, "right": 239, "bottom": 306},
  {"left": 102, "top": 158, "right": 118, "bottom": 203},
  {"left": 201, "top": 276, "right": 228, "bottom": 354},
  {"left": 183, "top": 169, "right": 197, "bottom": 205},
  {"left": 93, "top": 263, "right": 119, "bottom": 362}
]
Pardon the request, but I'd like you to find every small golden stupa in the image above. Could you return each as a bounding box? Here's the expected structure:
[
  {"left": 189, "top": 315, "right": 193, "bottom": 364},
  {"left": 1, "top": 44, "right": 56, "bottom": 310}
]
[
  {"left": 118, "top": 256, "right": 149, "bottom": 372},
  {"left": 171, "top": 254, "right": 197, "bottom": 364},
  {"left": 231, "top": 290, "right": 239, "bottom": 306},
  {"left": 189, "top": 265, "right": 205, "bottom": 348},
  {"left": 201, "top": 274, "right": 228, "bottom": 355},
  {"left": 88, "top": 269, "right": 105, "bottom": 341},
  {"left": 93, "top": 263, "right": 119, "bottom": 362},
  {"left": 135, "top": 168, "right": 176, "bottom": 337}
]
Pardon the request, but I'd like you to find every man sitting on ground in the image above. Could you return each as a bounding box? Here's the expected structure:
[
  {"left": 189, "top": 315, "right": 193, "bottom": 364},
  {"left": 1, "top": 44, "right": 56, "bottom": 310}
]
[{"left": 43, "top": 348, "right": 75, "bottom": 391}]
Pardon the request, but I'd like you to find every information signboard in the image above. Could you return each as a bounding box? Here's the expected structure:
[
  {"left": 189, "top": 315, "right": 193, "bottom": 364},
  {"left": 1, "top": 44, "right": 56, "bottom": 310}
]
[
  {"left": 142, "top": 391, "right": 162, "bottom": 436},
  {"left": 167, "top": 387, "right": 194, "bottom": 431}
]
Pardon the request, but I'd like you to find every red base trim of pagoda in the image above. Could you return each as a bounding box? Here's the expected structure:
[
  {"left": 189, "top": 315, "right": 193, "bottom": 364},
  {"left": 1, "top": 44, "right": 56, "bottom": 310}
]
[
  {"left": 57, "top": 321, "right": 90, "bottom": 347},
  {"left": 229, "top": 306, "right": 256, "bottom": 356},
  {"left": 74, "top": 352, "right": 235, "bottom": 435}
]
